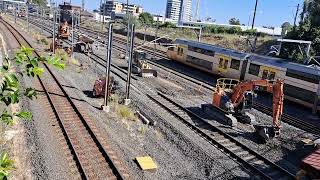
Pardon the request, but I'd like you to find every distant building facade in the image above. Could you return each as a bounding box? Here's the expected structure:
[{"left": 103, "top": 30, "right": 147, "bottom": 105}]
[
  {"left": 165, "top": 0, "right": 192, "bottom": 23},
  {"left": 181, "top": 0, "right": 192, "bottom": 22},
  {"left": 101, "top": 0, "right": 143, "bottom": 20},
  {"left": 165, "top": 0, "right": 181, "bottom": 22}
]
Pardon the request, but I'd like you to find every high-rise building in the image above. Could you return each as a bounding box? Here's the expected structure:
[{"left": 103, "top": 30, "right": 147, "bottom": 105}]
[
  {"left": 182, "top": 0, "right": 192, "bottom": 22},
  {"left": 165, "top": 0, "right": 182, "bottom": 22},
  {"left": 165, "top": 0, "right": 192, "bottom": 23}
]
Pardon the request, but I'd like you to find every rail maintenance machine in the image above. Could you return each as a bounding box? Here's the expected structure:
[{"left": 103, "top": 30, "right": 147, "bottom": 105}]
[
  {"left": 132, "top": 50, "right": 157, "bottom": 78},
  {"left": 202, "top": 78, "right": 284, "bottom": 141}
]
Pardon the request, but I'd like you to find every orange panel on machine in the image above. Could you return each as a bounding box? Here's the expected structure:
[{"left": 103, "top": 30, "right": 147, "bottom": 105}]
[{"left": 301, "top": 148, "right": 320, "bottom": 178}]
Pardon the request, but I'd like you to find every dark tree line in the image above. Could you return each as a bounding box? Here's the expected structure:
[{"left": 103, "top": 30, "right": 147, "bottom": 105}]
[{"left": 280, "top": 0, "right": 320, "bottom": 63}]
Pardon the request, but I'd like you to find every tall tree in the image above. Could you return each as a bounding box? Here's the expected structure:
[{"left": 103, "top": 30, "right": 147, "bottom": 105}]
[
  {"left": 229, "top": 18, "right": 240, "bottom": 25},
  {"left": 281, "top": 0, "right": 320, "bottom": 63},
  {"left": 281, "top": 22, "right": 292, "bottom": 36}
]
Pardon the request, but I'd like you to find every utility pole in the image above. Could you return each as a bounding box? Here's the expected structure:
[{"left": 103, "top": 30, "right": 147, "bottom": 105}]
[
  {"left": 14, "top": 3, "right": 16, "bottom": 23},
  {"left": 251, "top": 0, "right": 258, "bottom": 29},
  {"left": 198, "top": 26, "right": 202, "bottom": 42},
  {"left": 293, "top": 3, "right": 300, "bottom": 31},
  {"left": 71, "top": 10, "right": 74, "bottom": 59},
  {"left": 52, "top": 7, "right": 56, "bottom": 54},
  {"left": 153, "top": 16, "right": 159, "bottom": 60},
  {"left": 124, "top": 24, "right": 135, "bottom": 106},
  {"left": 125, "top": 0, "right": 130, "bottom": 60},
  {"left": 26, "top": 2, "right": 29, "bottom": 32},
  {"left": 82, "top": 0, "right": 85, "bottom": 11},
  {"left": 102, "top": 23, "right": 113, "bottom": 112},
  {"left": 100, "top": 0, "right": 103, "bottom": 31}
]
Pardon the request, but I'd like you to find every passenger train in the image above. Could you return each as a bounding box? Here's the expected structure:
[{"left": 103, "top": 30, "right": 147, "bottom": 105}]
[{"left": 167, "top": 39, "right": 320, "bottom": 112}]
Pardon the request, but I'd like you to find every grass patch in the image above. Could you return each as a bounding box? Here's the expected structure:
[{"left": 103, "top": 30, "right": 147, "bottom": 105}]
[
  {"left": 117, "top": 105, "right": 137, "bottom": 121},
  {"left": 55, "top": 49, "right": 69, "bottom": 62},
  {"left": 137, "top": 126, "right": 146, "bottom": 135}
]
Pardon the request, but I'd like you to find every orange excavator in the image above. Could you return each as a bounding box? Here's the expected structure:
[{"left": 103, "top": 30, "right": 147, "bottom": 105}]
[{"left": 202, "top": 78, "right": 284, "bottom": 140}]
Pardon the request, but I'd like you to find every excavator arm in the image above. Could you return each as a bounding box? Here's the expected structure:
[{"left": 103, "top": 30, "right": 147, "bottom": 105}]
[{"left": 230, "top": 79, "right": 284, "bottom": 129}]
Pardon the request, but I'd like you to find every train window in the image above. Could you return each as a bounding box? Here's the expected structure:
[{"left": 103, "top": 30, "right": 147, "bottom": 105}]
[
  {"left": 186, "top": 56, "right": 213, "bottom": 70},
  {"left": 224, "top": 60, "right": 229, "bottom": 69},
  {"left": 188, "top": 46, "right": 195, "bottom": 51},
  {"left": 269, "top": 72, "right": 275, "bottom": 80},
  {"left": 286, "top": 69, "right": 319, "bottom": 84},
  {"left": 188, "top": 46, "right": 215, "bottom": 56},
  {"left": 248, "top": 64, "right": 260, "bottom": 76},
  {"left": 230, "top": 59, "right": 240, "bottom": 70}
]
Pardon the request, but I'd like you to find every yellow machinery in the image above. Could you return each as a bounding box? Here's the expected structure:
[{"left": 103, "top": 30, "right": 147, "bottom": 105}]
[{"left": 132, "top": 50, "right": 157, "bottom": 78}]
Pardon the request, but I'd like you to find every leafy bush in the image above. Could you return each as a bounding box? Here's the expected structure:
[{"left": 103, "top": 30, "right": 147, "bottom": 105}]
[
  {"left": 159, "top": 22, "right": 176, "bottom": 28},
  {"left": 0, "top": 153, "right": 14, "bottom": 180},
  {"left": 0, "top": 46, "right": 65, "bottom": 179}
]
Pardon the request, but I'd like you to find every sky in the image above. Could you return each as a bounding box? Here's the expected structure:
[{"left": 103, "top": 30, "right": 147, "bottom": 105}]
[{"left": 67, "top": 0, "right": 304, "bottom": 27}]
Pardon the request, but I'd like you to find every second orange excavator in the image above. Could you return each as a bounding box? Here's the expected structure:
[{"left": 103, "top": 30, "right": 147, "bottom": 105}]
[{"left": 202, "top": 78, "right": 284, "bottom": 140}]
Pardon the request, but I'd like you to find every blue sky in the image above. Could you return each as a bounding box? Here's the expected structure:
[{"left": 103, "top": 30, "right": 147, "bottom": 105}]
[{"left": 68, "top": 0, "right": 303, "bottom": 27}]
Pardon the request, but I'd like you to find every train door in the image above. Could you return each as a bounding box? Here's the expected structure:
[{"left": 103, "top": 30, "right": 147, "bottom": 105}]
[
  {"left": 240, "top": 60, "right": 248, "bottom": 80},
  {"left": 177, "top": 46, "right": 184, "bottom": 56},
  {"left": 217, "top": 55, "right": 231, "bottom": 73},
  {"left": 261, "top": 67, "right": 277, "bottom": 80},
  {"left": 175, "top": 45, "right": 186, "bottom": 61}
]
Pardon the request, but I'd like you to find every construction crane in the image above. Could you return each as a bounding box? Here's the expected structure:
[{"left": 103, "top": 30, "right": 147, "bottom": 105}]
[{"left": 202, "top": 78, "right": 284, "bottom": 141}]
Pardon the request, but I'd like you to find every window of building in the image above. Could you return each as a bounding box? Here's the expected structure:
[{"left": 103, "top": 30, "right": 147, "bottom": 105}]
[
  {"left": 248, "top": 63, "right": 260, "bottom": 76},
  {"left": 230, "top": 59, "right": 240, "bottom": 70}
]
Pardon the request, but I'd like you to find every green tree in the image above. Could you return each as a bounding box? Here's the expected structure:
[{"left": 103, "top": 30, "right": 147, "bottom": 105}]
[
  {"left": 229, "top": 18, "right": 241, "bottom": 25},
  {"left": 281, "top": 0, "right": 320, "bottom": 63},
  {"left": 138, "top": 12, "right": 154, "bottom": 43},
  {"left": 159, "top": 22, "right": 176, "bottom": 28},
  {"left": 123, "top": 14, "right": 140, "bottom": 28},
  {"left": 31, "top": 0, "right": 47, "bottom": 6},
  {"left": 281, "top": 22, "right": 292, "bottom": 36}
]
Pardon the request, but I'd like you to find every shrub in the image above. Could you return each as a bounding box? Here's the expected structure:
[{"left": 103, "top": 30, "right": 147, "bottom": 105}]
[
  {"left": 159, "top": 22, "right": 176, "bottom": 28},
  {"left": 117, "top": 105, "right": 136, "bottom": 121}
]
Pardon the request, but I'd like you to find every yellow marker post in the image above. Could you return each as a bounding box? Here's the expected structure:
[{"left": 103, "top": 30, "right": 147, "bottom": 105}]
[{"left": 136, "top": 156, "right": 157, "bottom": 171}]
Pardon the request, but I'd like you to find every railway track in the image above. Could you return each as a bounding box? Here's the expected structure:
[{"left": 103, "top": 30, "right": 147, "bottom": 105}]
[
  {"left": 20, "top": 15, "right": 320, "bottom": 136},
  {"left": 14, "top": 15, "right": 303, "bottom": 178},
  {"left": 80, "top": 26, "right": 320, "bottom": 136},
  {"left": 148, "top": 91, "right": 295, "bottom": 180},
  {"left": 23, "top": 15, "right": 320, "bottom": 136},
  {"left": 0, "top": 17, "right": 129, "bottom": 180}
]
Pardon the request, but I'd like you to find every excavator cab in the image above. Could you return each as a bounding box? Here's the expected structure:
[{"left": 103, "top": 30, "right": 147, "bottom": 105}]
[
  {"left": 206, "top": 78, "right": 255, "bottom": 126},
  {"left": 132, "top": 50, "right": 157, "bottom": 78}
]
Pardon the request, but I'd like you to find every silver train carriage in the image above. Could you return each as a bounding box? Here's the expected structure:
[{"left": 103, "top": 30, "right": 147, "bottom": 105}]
[{"left": 167, "top": 39, "right": 320, "bottom": 112}]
